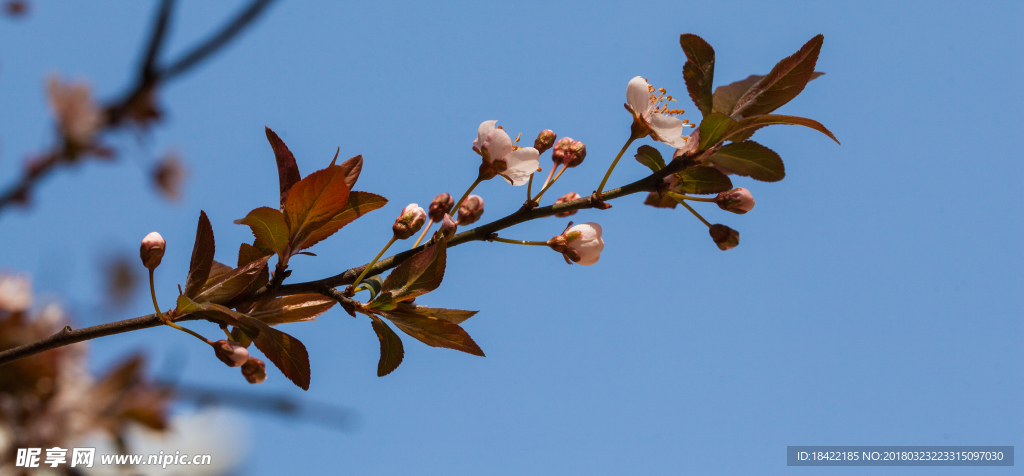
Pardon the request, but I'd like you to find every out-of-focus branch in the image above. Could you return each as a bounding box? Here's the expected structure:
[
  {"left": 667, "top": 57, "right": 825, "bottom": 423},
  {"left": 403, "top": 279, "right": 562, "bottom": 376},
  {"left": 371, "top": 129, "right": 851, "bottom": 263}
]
[
  {"left": 0, "top": 154, "right": 690, "bottom": 367},
  {"left": 0, "top": 0, "right": 277, "bottom": 215}
]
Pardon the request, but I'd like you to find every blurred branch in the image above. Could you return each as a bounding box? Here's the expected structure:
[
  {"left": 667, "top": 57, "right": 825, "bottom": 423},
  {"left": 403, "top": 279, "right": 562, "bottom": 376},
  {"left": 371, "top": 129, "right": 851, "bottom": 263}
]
[
  {"left": 0, "top": 0, "right": 277, "bottom": 215},
  {"left": 0, "top": 154, "right": 691, "bottom": 367},
  {"left": 170, "top": 382, "right": 359, "bottom": 431}
]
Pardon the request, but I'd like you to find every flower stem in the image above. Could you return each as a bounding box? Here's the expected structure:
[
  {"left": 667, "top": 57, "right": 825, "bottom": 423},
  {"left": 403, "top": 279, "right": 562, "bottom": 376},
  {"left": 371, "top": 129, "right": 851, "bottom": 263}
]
[
  {"left": 541, "top": 163, "right": 557, "bottom": 189},
  {"left": 491, "top": 236, "right": 550, "bottom": 246},
  {"left": 412, "top": 219, "right": 434, "bottom": 249},
  {"left": 668, "top": 193, "right": 717, "bottom": 203},
  {"left": 451, "top": 178, "right": 483, "bottom": 218},
  {"left": 596, "top": 137, "right": 636, "bottom": 196},
  {"left": 149, "top": 269, "right": 212, "bottom": 344},
  {"left": 526, "top": 173, "right": 534, "bottom": 202},
  {"left": 531, "top": 164, "right": 567, "bottom": 204},
  {"left": 352, "top": 235, "right": 398, "bottom": 288},
  {"left": 670, "top": 194, "right": 712, "bottom": 228}
]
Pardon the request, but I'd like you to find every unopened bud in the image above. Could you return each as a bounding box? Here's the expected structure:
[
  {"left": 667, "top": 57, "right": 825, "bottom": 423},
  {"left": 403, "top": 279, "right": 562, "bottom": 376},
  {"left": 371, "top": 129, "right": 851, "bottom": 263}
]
[
  {"left": 439, "top": 213, "right": 457, "bottom": 240},
  {"left": 241, "top": 357, "right": 267, "bottom": 384},
  {"left": 392, "top": 203, "right": 427, "bottom": 239},
  {"left": 428, "top": 193, "right": 454, "bottom": 222},
  {"left": 564, "top": 140, "right": 587, "bottom": 168},
  {"left": 534, "top": 129, "right": 557, "bottom": 154},
  {"left": 139, "top": 231, "right": 166, "bottom": 270},
  {"left": 551, "top": 137, "right": 573, "bottom": 165},
  {"left": 554, "top": 192, "right": 581, "bottom": 217},
  {"left": 457, "top": 195, "right": 484, "bottom": 225},
  {"left": 548, "top": 222, "right": 604, "bottom": 266},
  {"left": 213, "top": 340, "right": 249, "bottom": 367},
  {"left": 715, "top": 188, "right": 755, "bottom": 214},
  {"left": 709, "top": 224, "right": 739, "bottom": 251}
]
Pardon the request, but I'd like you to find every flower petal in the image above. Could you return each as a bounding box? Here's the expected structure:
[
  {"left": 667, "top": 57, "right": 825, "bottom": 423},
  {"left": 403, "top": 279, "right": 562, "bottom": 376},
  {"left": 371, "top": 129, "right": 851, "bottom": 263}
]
[
  {"left": 473, "top": 120, "right": 498, "bottom": 152},
  {"left": 567, "top": 222, "right": 604, "bottom": 266},
  {"left": 502, "top": 147, "right": 540, "bottom": 186},
  {"left": 626, "top": 76, "right": 651, "bottom": 119},
  {"left": 648, "top": 113, "right": 689, "bottom": 148},
  {"left": 484, "top": 128, "right": 513, "bottom": 163}
]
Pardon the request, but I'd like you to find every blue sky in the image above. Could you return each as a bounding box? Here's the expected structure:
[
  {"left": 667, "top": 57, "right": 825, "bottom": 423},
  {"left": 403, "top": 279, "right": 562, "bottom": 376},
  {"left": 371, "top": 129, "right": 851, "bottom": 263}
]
[{"left": 1, "top": 0, "right": 1021, "bottom": 474}]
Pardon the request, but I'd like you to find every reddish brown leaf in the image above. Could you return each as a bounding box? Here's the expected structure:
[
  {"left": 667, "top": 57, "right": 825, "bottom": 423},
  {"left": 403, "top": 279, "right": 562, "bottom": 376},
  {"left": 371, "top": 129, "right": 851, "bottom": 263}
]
[
  {"left": 370, "top": 316, "right": 404, "bottom": 377},
  {"left": 731, "top": 35, "right": 824, "bottom": 118},
  {"left": 370, "top": 238, "right": 446, "bottom": 307},
  {"left": 337, "top": 154, "right": 363, "bottom": 189},
  {"left": 713, "top": 72, "right": 824, "bottom": 117},
  {"left": 184, "top": 211, "right": 215, "bottom": 298},
  {"left": 297, "top": 191, "right": 388, "bottom": 251},
  {"left": 249, "top": 320, "right": 311, "bottom": 390},
  {"left": 265, "top": 126, "right": 301, "bottom": 207},
  {"left": 249, "top": 294, "right": 335, "bottom": 325},
  {"left": 679, "top": 33, "right": 716, "bottom": 117},
  {"left": 174, "top": 295, "right": 260, "bottom": 337},
  {"left": 234, "top": 207, "right": 289, "bottom": 257},
  {"left": 193, "top": 256, "right": 270, "bottom": 305},
  {"left": 394, "top": 303, "right": 478, "bottom": 324},
  {"left": 722, "top": 114, "right": 840, "bottom": 145},
  {"left": 381, "top": 307, "right": 485, "bottom": 357},
  {"left": 283, "top": 165, "right": 352, "bottom": 250}
]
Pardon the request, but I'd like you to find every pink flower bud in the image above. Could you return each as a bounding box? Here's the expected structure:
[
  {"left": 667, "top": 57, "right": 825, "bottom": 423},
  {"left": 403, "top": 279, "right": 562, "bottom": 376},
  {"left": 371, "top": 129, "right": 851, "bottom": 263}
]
[
  {"left": 715, "top": 188, "right": 755, "bottom": 214},
  {"left": 241, "top": 357, "right": 267, "bottom": 384},
  {"left": 428, "top": 193, "right": 454, "bottom": 222},
  {"left": 548, "top": 222, "right": 604, "bottom": 266},
  {"left": 213, "top": 340, "right": 249, "bottom": 367},
  {"left": 534, "top": 130, "right": 557, "bottom": 154},
  {"left": 439, "top": 213, "right": 457, "bottom": 240},
  {"left": 709, "top": 224, "right": 739, "bottom": 251},
  {"left": 457, "top": 195, "right": 484, "bottom": 225},
  {"left": 564, "top": 140, "right": 587, "bottom": 168},
  {"left": 392, "top": 203, "right": 427, "bottom": 239},
  {"left": 139, "top": 231, "right": 166, "bottom": 270},
  {"left": 551, "top": 137, "right": 573, "bottom": 165},
  {"left": 554, "top": 192, "right": 581, "bottom": 217}
]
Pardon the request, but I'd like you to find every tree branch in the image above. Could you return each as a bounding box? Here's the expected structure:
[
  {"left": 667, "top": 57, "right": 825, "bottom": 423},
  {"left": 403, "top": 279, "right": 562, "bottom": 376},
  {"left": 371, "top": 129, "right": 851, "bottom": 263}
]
[
  {"left": 0, "top": 156, "right": 687, "bottom": 367},
  {"left": 0, "top": 0, "right": 277, "bottom": 215}
]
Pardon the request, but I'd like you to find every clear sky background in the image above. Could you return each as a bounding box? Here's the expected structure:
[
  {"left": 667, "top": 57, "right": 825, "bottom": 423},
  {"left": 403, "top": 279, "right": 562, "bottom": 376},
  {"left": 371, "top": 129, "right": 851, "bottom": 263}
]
[{"left": 1, "top": 0, "right": 1022, "bottom": 474}]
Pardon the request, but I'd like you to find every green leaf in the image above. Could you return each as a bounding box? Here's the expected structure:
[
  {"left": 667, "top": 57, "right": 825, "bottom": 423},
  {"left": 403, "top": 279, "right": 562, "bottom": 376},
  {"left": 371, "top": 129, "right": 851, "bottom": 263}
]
[
  {"left": 673, "top": 166, "right": 733, "bottom": 195},
  {"left": 698, "top": 113, "right": 737, "bottom": 151},
  {"left": 370, "top": 316, "right": 404, "bottom": 377},
  {"left": 297, "top": 191, "right": 388, "bottom": 251},
  {"left": 706, "top": 141, "right": 786, "bottom": 182},
  {"left": 355, "top": 275, "right": 384, "bottom": 300},
  {"left": 380, "top": 307, "right": 485, "bottom": 357},
  {"left": 248, "top": 319, "right": 311, "bottom": 390},
  {"left": 193, "top": 256, "right": 271, "bottom": 305},
  {"left": 731, "top": 35, "right": 824, "bottom": 118},
  {"left": 373, "top": 238, "right": 447, "bottom": 305},
  {"left": 634, "top": 145, "right": 665, "bottom": 173},
  {"left": 283, "top": 164, "right": 352, "bottom": 250},
  {"left": 248, "top": 294, "right": 336, "bottom": 325},
  {"left": 679, "top": 33, "right": 716, "bottom": 117},
  {"left": 184, "top": 211, "right": 215, "bottom": 299},
  {"left": 265, "top": 126, "right": 302, "bottom": 208},
  {"left": 394, "top": 302, "right": 478, "bottom": 324},
  {"left": 234, "top": 207, "right": 290, "bottom": 257},
  {"left": 722, "top": 114, "right": 840, "bottom": 145}
]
